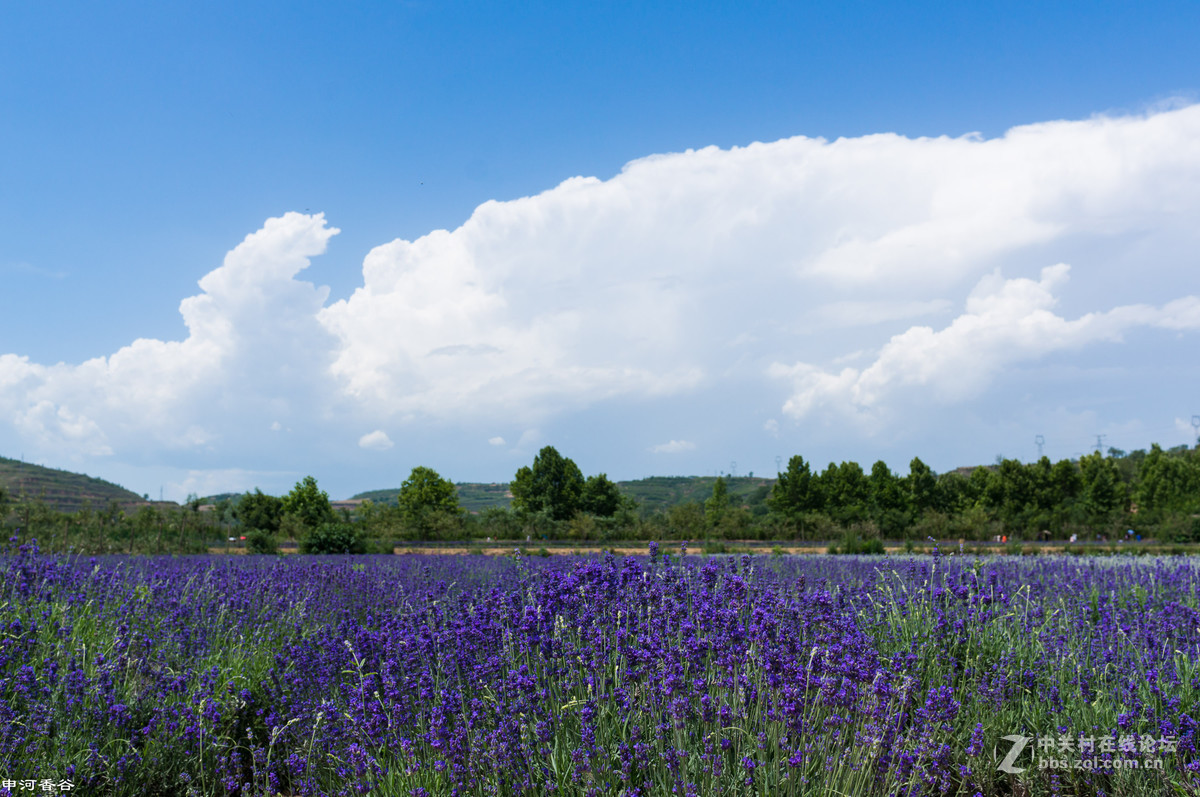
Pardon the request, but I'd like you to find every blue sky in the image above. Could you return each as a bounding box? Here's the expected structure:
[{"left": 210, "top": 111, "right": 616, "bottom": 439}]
[{"left": 3, "top": 1, "right": 1199, "bottom": 500}]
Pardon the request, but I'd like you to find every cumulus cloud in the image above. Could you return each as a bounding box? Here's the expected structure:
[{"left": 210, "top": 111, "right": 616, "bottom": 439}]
[
  {"left": 0, "top": 212, "right": 337, "bottom": 459},
  {"left": 650, "top": 440, "right": 696, "bottom": 454},
  {"left": 358, "top": 430, "right": 394, "bottom": 451},
  {"left": 488, "top": 436, "right": 506, "bottom": 446},
  {"left": 2, "top": 106, "right": 1200, "bottom": 487},
  {"left": 771, "top": 264, "right": 1200, "bottom": 425}
]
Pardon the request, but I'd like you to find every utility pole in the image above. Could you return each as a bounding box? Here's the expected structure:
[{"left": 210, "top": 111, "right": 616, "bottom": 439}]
[{"left": 1035, "top": 434, "right": 1045, "bottom": 459}]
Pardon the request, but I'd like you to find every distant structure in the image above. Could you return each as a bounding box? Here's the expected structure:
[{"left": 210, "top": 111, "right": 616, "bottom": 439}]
[{"left": 1035, "top": 434, "right": 1045, "bottom": 458}]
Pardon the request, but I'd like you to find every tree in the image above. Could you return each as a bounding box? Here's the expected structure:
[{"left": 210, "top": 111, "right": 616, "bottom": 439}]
[
  {"left": 281, "top": 476, "right": 335, "bottom": 530},
  {"left": 510, "top": 447, "right": 585, "bottom": 521},
  {"left": 235, "top": 489, "right": 283, "bottom": 533},
  {"left": 398, "top": 466, "right": 462, "bottom": 537},
  {"left": 821, "top": 461, "right": 869, "bottom": 523},
  {"left": 906, "top": 457, "right": 938, "bottom": 517},
  {"left": 1135, "top": 444, "right": 1200, "bottom": 518},
  {"left": 1079, "top": 452, "right": 1126, "bottom": 525},
  {"left": 769, "top": 455, "right": 817, "bottom": 519},
  {"left": 868, "top": 460, "right": 909, "bottom": 536},
  {"left": 705, "top": 477, "right": 729, "bottom": 527},
  {"left": 299, "top": 522, "right": 366, "bottom": 554},
  {"left": 581, "top": 473, "right": 622, "bottom": 517}
]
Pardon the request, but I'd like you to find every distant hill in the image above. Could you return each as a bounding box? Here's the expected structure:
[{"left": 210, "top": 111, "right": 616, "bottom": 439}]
[
  {"left": 352, "top": 483, "right": 513, "bottom": 513},
  {"left": 196, "top": 492, "right": 242, "bottom": 506},
  {"left": 352, "top": 476, "right": 774, "bottom": 514},
  {"left": 0, "top": 456, "right": 145, "bottom": 514},
  {"left": 617, "top": 475, "right": 774, "bottom": 513}
]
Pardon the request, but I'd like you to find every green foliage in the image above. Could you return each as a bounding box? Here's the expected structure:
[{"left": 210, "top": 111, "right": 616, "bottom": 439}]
[
  {"left": 1135, "top": 444, "right": 1200, "bottom": 518},
  {"left": 397, "top": 466, "right": 462, "bottom": 538},
  {"left": 819, "top": 461, "right": 870, "bottom": 524},
  {"left": 581, "top": 473, "right": 622, "bottom": 517},
  {"left": 281, "top": 476, "right": 335, "bottom": 531},
  {"left": 704, "top": 476, "right": 729, "bottom": 527},
  {"left": 235, "top": 489, "right": 283, "bottom": 534},
  {"left": 666, "top": 502, "right": 706, "bottom": 540},
  {"left": 0, "top": 455, "right": 143, "bottom": 513},
  {"left": 510, "top": 446, "right": 585, "bottom": 521},
  {"left": 906, "top": 457, "right": 937, "bottom": 516},
  {"left": 299, "top": 521, "right": 366, "bottom": 554},
  {"left": 867, "top": 460, "right": 906, "bottom": 518},
  {"left": 473, "top": 506, "right": 523, "bottom": 540},
  {"left": 244, "top": 529, "right": 279, "bottom": 555},
  {"left": 769, "top": 455, "right": 818, "bottom": 524},
  {"left": 1079, "top": 451, "right": 1127, "bottom": 525},
  {"left": 828, "top": 526, "right": 886, "bottom": 555}
]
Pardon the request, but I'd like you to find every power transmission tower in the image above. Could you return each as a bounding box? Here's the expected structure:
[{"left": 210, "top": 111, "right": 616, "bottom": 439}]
[
  {"left": 1192, "top": 415, "right": 1200, "bottom": 446},
  {"left": 730, "top": 461, "right": 737, "bottom": 479},
  {"left": 775, "top": 455, "right": 782, "bottom": 473},
  {"left": 1094, "top": 434, "right": 1107, "bottom": 454},
  {"left": 1035, "top": 434, "right": 1045, "bottom": 458}
]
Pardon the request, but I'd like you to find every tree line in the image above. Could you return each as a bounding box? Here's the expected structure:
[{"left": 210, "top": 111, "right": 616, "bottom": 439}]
[{"left": 3, "top": 443, "right": 1198, "bottom": 554}]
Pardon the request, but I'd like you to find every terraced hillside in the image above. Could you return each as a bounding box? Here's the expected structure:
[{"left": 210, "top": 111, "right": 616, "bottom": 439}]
[
  {"left": 617, "top": 475, "right": 774, "bottom": 513},
  {"left": 353, "top": 483, "right": 513, "bottom": 512},
  {"left": 0, "top": 456, "right": 144, "bottom": 513}
]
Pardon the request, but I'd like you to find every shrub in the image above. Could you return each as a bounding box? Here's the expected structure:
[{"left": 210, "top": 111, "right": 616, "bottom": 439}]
[
  {"left": 831, "top": 530, "right": 885, "bottom": 555},
  {"left": 244, "top": 529, "right": 278, "bottom": 555},
  {"left": 300, "top": 522, "right": 366, "bottom": 554}
]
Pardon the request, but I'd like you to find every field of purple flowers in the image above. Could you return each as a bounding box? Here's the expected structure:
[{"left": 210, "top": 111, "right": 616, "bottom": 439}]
[{"left": 1, "top": 541, "right": 1198, "bottom": 796}]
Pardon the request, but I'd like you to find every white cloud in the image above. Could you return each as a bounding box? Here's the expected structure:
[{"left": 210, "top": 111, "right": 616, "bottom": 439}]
[
  {"left": 358, "top": 430, "right": 394, "bottom": 450},
  {"left": 763, "top": 419, "right": 779, "bottom": 437},
  {"left": 0, "top": 212, "right": 337, "bottom": 458},
  {"left": 488, "top": 436, "right": 506, "bottom": 446},
  {"left": 512, "top": 429, "right": 541, "bottom": 452},
  {"left": 771, "top": 264, "right": 1200, "bottom": 426},
  {"left": 2, "top": 107, "right": 1200, "bottom": 483},
  {"left": 650, "top": 439, "right": 696, "bottom": 454},
  {"left": 805, "top": 299, "right": 952, "bottom": 329},
  {"left": 166, "top": 468, "right": 290, "bottom": 500}
]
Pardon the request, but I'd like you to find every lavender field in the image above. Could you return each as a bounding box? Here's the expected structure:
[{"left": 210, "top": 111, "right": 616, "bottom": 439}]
[{"left": 1, "top": 542, "right": 1198, "bottom": 796}]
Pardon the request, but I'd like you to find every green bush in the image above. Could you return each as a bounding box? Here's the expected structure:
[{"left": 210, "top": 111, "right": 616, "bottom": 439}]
[
  {"left": 300, "top": 522, "right": 366, "bottom": 554},
  {"left": 830, "top": 531, "right": 885, "bottom": 555},
  {"left": 244, "top": 529, "right": 278, "bottom": 555}
]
